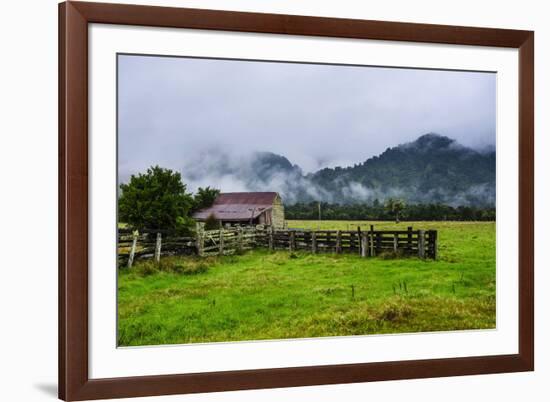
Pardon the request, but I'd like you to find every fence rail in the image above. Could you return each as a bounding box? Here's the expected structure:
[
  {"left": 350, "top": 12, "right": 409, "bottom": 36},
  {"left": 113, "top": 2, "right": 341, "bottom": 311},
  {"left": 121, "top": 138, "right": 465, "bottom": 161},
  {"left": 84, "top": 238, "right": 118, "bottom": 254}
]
[
  {"left": 118, "top": 225, "right": 437, "bottom": 267},
  {"left": 266, "top": 226, "right": 437, "bottom": 259}
]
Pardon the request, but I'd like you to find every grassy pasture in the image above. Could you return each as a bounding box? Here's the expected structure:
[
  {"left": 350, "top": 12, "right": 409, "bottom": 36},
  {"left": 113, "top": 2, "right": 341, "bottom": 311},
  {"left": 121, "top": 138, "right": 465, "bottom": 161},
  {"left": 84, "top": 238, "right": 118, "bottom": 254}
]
[{"left": 118, "top": 220, "right": 495, "bottom": 346}]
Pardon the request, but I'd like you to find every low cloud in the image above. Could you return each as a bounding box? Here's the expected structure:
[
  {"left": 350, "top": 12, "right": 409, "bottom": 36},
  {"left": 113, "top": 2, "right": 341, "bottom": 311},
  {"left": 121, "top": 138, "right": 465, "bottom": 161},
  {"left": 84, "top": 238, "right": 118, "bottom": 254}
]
[
  {"left": 118, "top": 55, "right": 497, "bottom": 178},
  {"left": 168, "top": 149, "right": 495, "bottom": 207}
]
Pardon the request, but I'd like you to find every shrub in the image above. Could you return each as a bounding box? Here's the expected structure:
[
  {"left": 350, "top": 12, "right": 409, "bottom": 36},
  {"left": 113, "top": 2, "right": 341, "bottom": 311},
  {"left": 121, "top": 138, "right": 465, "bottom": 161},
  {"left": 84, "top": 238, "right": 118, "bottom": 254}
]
[
  {"left": 133, "top": 260, "right": 160, "bottom": 276},
  {"left": 377, "top": 301, "right": 413, "bottom": 322},
  {"left": 204, "top": 213, "right": 220, "bottom": 231},
  {"left": 377, "top": 250, "right": 407, "bottom": 260},
  {"left": 182, "top": 262, "right": 209, "bottom": 275},
  {"left": 132, "top": 257, "right": 209, "bottom": 276},
  {"left": 160, "top": 258, "right": 209, "bottom": 275}
]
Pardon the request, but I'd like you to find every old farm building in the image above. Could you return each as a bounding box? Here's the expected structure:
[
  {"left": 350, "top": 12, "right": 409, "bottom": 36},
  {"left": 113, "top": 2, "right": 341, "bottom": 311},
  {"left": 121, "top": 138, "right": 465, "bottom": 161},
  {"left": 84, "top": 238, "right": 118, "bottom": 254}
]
[{"left": 193, "top": 192, "right": 285, "bottom": 228}]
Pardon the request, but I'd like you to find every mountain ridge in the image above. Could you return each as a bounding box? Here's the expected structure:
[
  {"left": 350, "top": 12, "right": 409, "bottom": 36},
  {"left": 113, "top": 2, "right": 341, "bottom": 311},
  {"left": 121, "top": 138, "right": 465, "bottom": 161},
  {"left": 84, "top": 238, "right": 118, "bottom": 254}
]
[{"left": 184, "top": 133, "right": 496, "bottom": 207}]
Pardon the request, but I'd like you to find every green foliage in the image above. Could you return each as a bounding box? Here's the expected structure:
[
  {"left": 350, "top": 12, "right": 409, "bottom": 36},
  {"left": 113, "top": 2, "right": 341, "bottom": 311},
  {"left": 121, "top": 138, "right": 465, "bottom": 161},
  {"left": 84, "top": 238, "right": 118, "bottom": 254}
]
[
  {"left": 285, "top": 201, "right": 495, "bottom": 221},
  {"left": 307, "top": 134, "right": 495, "bottom": 206},
  {"left": 203, "top": 213, "right": 220, "bottom": 231},
  {"left": 118, "top": 166, "right": 194, "bottom": 232},
  {"left": 178, "top": 262, "right": 209, "bottom": 275},
  {"left": 192, "top": 186, "right": 220, "bottom": 212},
  {"left": 132, "top": 260, "right": 159, "bottom": 277},
  {"left": 378, "top": 249, "right": 407, "bottom": 259},
  {"left": 118, "top": 221, "right": 496, "bottom": 346},
  {"left": 385, "top": 198, "right": 406, "bottom": 223},
  {"left": 132, "top": 256, "right": 210, "bottom": 277}
]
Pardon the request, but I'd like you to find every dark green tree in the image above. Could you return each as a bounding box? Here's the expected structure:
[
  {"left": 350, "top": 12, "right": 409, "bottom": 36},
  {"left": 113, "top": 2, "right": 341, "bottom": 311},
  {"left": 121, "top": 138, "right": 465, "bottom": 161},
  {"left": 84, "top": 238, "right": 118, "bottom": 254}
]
[
  {"left": 192, "top": 186, "right": 220, "bottom": 213},
  {"left": 284, "top": 201, "right": 495, "bottom": 221},
  {"left": 203, "top": 213, "right": 220, "bottom": 231},
  {"left": 118, "top": 166, "right": 194, "bottom": 231}
]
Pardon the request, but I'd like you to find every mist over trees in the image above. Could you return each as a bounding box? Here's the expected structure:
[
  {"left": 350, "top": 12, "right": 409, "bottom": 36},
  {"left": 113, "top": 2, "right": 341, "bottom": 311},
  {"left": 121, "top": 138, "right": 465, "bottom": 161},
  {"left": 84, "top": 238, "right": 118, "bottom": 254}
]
[
  {"left": 180, "top": 134, "right": 496, "bottom": 208},
  {"left": 118, "top": 133, "right": 497, "bottom": 227}
]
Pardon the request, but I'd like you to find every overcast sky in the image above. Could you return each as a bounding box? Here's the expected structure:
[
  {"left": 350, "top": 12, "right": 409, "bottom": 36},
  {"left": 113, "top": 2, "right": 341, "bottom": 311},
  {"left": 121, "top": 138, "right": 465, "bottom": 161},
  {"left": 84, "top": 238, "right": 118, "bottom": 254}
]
[{"left": 118, "top": 54, "right": 496, "bottom": 183}]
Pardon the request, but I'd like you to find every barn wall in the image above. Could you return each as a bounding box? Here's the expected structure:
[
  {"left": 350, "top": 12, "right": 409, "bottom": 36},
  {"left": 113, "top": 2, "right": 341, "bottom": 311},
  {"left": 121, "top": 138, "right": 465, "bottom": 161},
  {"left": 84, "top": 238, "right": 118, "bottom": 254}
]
[
  {"left": 271, "top": 195, "right": 285, "bottom": 228},
  {"left": 258, "top": 211, "right": 270, "bottom": 225}
]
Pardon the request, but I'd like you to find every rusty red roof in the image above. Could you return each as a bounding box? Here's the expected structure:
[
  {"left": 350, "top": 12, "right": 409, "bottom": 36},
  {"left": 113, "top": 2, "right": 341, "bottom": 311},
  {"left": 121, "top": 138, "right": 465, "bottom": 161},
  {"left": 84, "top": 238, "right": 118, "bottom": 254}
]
[
  {"left": 213, "top": 192, "right": 279, "bottom": 205},
  {"left": 193, "top": 192, "right": 279, "bottom": 221}
]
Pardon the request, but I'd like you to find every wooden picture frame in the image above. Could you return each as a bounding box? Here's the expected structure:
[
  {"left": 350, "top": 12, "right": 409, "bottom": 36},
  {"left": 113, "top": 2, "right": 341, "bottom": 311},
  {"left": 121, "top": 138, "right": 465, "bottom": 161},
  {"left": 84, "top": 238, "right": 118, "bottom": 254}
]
[{"left": 59, "top": 1, "right": 534, "bottom": 400}]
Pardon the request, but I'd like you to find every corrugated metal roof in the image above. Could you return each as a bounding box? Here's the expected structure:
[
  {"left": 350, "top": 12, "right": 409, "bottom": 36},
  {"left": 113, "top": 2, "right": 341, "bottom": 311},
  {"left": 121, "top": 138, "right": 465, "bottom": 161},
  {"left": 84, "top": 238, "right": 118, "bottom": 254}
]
[
  {"left": 193, "top": 192, "right": 279, "bottom": 221},
  {"left": 193, "top": 204, "right": 272, "bottom": 221},
  {"left": 214, "top": 192, "right": 278, "bottom": 205}
]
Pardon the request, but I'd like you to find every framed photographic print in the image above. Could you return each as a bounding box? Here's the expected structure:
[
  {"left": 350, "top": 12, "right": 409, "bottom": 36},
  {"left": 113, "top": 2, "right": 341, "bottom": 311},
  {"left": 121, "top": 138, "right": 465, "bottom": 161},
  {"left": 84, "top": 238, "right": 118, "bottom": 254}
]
[{"left": 59, "top": 1, "right": 534, "bottom": 400}]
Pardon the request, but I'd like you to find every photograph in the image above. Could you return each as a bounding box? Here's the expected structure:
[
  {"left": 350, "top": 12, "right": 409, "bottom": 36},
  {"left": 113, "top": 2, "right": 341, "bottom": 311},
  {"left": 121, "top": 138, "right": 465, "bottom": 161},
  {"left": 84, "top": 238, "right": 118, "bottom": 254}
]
[
  {"left": 116, "top": 54, "right": 497, "bottom": 347},
  {"left": 1, "top": 0, "right": 542, "bottom": 400}
]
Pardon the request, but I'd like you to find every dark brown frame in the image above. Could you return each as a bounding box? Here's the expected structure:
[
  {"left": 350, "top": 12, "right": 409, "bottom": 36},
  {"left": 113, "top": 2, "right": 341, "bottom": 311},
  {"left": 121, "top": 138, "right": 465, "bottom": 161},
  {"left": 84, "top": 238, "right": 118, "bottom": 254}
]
[{"left": 59, "top": 1, "right": 534, "bottom": 400}]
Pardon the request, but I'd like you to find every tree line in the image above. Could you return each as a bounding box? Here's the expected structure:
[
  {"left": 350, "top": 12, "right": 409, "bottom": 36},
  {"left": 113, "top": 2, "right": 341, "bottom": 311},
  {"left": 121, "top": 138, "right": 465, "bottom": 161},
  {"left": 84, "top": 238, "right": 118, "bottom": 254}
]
[{"left": 285, "top": 200, "right": 496, "bottom": 221}]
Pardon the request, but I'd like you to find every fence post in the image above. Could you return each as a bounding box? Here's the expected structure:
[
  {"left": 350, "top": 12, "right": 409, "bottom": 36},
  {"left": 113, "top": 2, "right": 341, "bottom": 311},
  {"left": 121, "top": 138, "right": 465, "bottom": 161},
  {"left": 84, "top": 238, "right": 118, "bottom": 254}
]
[
  {"left": 431, "top": 230, "right": 438, "bottom": 259},
  {"left": 219, "top": 228, "right": 224, "bottom": 256},
  {"left": 418, "top": 230, "right": 425, "bottom": 259},
  {"left": 336, "top": 230, "right": 342, "bottom": 254},
  {"left": 289, "top": 231, "right": 295, "bottom": 252},
  {"left": 201, "top": 229, "right": 205, "bottom": 257},
  {"left": 407, "top": 226, "right": 413, "bottom": 253},
  {"left": 269, "top": 226, "right": 274, "bottom": 251},
  {"left": 370, "top": 225, "right": 375, "bottom": 257},
  {"left": 237, "top": 227, "right": 243, "bottom": 253},
  {"left": 393, "top": 233, "right": 398, "bottom": 253},
  {"left": 154, "top": 232, "right": 162, "bottom": 263},
  {"left": 127, "top": 230, "right": 138, "bottom": 268},
  {"left": 357, "top": 227, "right": 362, "bottom": 255},
  {"left": 361, "top": 233, "right": 367, "bottom": 258},
  {"left": 312, "top": 231, "right": 317, "bottom": 254},
  {"left": 196, "top": 227, "right": 204, "bottom": 257}
]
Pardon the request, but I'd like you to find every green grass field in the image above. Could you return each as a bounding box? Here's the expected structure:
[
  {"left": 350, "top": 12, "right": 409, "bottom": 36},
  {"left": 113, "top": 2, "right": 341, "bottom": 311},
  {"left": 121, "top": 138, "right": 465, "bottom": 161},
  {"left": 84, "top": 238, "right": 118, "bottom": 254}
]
[{"left": 118, "top": 220, "right": 495, "bottom": 346}]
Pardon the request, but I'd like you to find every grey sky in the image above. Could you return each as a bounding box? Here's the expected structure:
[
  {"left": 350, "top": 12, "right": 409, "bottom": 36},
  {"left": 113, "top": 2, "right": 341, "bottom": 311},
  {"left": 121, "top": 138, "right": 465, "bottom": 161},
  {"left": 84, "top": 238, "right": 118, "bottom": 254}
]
[{"left": 118, "top": 54, "right": 496, "bottom": 186}]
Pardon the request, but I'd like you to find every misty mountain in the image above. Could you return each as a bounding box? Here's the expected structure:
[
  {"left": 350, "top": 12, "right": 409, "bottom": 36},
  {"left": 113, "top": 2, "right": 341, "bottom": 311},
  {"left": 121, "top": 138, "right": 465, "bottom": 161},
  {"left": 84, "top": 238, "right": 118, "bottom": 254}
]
[
  {"left": 182, "top": 134, "right": 495, "bottom": 207},
  {"left": 249, "top": 152, "right": 303, "bottom": 180}
]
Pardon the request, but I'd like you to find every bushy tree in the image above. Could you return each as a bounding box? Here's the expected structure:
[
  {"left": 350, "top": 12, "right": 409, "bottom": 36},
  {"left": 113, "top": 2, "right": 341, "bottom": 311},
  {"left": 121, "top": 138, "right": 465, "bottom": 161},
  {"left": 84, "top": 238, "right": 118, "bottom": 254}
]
[
  {"left": 192, "top": 186, "right": 220, "bottom": 212},
  {"left": 118, "top": 166, "right": 194, "bottom": 232},
  {"left": 385, "top": 198, "right": 406, "bottom": 223}
]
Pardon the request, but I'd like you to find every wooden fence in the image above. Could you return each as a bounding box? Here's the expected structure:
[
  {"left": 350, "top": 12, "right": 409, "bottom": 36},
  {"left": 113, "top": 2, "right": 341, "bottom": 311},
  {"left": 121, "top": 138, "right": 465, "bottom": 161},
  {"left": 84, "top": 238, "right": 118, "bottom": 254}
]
[
  {"left": 118, "top": 229, "right": 196, "bottom": 267},
  {"left": 196, "top": 226, "right": 268, "bottom": 257},
  {"left": 266, "top": 226, "right": 437, "bottom": 259},
  {"left": 119, "top": 225, "right": 437, "bottom": 267}
]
